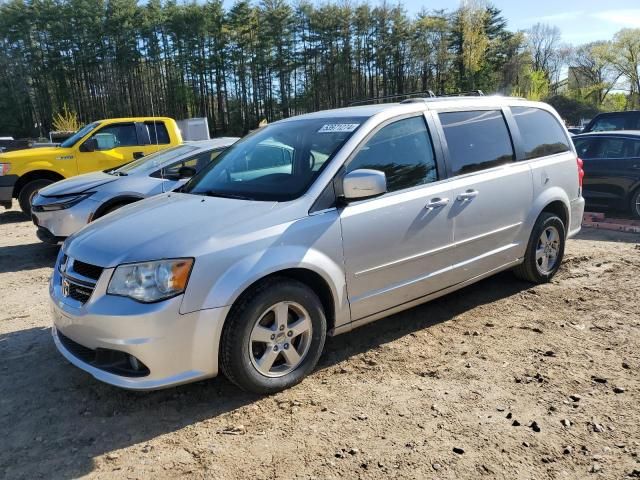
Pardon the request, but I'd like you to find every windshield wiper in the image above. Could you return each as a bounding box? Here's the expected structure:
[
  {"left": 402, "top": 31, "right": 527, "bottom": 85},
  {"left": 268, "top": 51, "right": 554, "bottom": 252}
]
[{"left": 200, "top": 190, "right": 252, "bottom": 200}]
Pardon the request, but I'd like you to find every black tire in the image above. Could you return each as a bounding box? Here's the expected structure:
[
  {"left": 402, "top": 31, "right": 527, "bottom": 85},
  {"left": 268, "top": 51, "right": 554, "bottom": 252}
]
[
  {"left": 513, "top": 212, "right": 566, "bottom": 283},
  {"left": 220, "top": 277, "right": 327, "bottom": 394},
  {"left": 630, "top": 188, "right": 640, "bottom": 219},
  {"left": 18, "top": 179, "right": 53, "bottom": 216},
  {"left": 98, "top": 202, "right": 129, "bottom": 219}
]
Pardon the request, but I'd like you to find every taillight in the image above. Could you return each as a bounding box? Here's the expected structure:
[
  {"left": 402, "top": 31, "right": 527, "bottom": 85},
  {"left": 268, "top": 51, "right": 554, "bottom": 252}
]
[
  {"left": 576, "top": 157, "right": 584, "bottom": 188},
  {"left": 0, "top": 163, "right": 10, "bottom": 176}
]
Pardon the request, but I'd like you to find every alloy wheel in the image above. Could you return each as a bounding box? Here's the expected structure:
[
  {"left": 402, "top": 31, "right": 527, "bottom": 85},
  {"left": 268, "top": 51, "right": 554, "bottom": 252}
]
[
  {"left": 535, "top": 226, "right": 560, "bottom": 275},
  {"left": 248, "top": 301, "right": 313, "bottom": 378}
]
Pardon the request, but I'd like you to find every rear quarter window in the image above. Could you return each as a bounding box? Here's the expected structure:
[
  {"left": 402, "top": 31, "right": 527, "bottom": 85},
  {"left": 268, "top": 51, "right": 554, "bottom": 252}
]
[
  {"left": 439, "top": 110, "right": 515, "bottom": 176},
  {"left": 511, "top": 107, "right": 571, "bottom": 160},
  {"left": 145, "top": 122, "right": 171, "bottom": 144}
]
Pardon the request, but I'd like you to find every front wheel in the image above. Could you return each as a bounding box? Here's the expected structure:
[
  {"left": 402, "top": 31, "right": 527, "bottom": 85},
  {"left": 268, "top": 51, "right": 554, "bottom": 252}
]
[
  {"left": 513, "top": 212, "right": 566, "bottom": 283},
  {"left": 18, "top": 179, "right": 54, "bottom": 216},
  {"left": 220, "top": 277, "right": 327, "bottom": 394}
]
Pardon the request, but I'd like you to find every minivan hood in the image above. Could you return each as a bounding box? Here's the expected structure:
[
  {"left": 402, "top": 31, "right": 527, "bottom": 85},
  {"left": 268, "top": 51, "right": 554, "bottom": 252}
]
[
  {"left": 65, "top": 193, "right": 279, "bottom": 267},
  {"left": 38, "top": 171, "right": 116, "bottom": 196}
]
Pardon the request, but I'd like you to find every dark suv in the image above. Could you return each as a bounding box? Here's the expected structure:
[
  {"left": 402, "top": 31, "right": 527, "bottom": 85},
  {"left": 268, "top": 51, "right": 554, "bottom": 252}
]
[
  {"left": 573, "top": 131, "right": 640, "bottom": 218},
  {"left": 582, "top": 111, "right": 640, "bottom": 133}
]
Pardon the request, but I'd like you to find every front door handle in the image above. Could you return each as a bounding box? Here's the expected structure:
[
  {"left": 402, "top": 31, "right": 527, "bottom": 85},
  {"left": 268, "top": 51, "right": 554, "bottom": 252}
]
[
  {"left": 133, "top": 151, "right": 144, "bottom": 160},
  {"left": 456, "top": 189, "right": 479, "bottom": 202},
  {"left": 425, "top": 197, "right": 450, "bottom": 210}
]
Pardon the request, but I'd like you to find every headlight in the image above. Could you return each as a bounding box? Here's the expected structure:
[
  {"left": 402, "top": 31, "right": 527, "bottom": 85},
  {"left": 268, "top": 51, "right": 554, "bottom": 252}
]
[
  {"left": 107, "top": 258, "right": 194, "bottom": 303},
  {"left": 0, "top": 163, "right": 10, "bottom": 176},
  {"left": 32, "top": 192, "right": 93, "bottom": 211}
]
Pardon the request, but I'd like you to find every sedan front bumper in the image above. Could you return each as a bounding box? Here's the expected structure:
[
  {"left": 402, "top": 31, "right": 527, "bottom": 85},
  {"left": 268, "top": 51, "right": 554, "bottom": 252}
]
[{"left": 32, "top": 197, "right": 98, "bottom": 239}]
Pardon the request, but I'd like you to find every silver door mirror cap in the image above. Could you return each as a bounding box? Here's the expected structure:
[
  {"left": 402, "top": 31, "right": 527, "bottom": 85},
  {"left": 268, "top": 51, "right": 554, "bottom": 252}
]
[{"left": 342, "top": 169, "right": 387, "bottom": 201}]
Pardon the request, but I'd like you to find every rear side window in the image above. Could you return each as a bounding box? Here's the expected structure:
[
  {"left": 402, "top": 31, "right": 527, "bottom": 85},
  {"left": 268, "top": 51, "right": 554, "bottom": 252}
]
[
  {"left": 145, "top": 122, "right": 170, "bottom": 144},
  {"left": 589, "top": 115, "right": 627, "bottom": 132},
  {"left": 511, "top": 107, "right": 571, "bottom": 160},
  {"left": 347, "top": 116, "right": 438, "bottom": 192},
  {"left": 575, "top": 137, "right": 640, "bottom": 159},
  {"left": 439, "top": 110, "right": 515, "bottom": 176}
]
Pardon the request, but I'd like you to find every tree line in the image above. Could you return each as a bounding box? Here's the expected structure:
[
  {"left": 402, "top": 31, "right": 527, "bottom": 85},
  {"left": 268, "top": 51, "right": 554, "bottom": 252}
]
[{"left": 0, "top": 0, "right": 638, "bottom": 138}]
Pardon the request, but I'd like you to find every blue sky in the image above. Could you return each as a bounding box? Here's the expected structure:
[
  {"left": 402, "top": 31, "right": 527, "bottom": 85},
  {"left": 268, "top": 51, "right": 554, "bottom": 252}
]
[{"left": 400, "top": 0, "right": 640, "bottom": 45}]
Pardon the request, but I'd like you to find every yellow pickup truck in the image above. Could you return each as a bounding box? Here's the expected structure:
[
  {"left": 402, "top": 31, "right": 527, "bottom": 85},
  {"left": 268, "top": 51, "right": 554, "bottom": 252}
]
[{"left": 0, "top": 117, "right": 182, "bottom": 215}]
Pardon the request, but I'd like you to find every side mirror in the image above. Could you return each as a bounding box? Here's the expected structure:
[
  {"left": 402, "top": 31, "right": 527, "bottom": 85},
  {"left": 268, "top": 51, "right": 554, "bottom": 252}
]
[
  {"left": 342, "top": 169, "right": 387, "bottom": 201},
  {"left": 177, "top": 166, "right": 197, "bottom": 179},
  {"left": 82, "top": 137, "right": 97, "bottom": 152}
]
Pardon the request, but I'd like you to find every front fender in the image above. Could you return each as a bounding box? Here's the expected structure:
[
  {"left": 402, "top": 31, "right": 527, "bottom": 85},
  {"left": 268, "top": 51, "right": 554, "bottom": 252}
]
[
  {"left": 179, "top": 211, "right": 350, "bottom": 328},
  {"left": 198, "top": 245, "right": 350, "bottom": 328}
]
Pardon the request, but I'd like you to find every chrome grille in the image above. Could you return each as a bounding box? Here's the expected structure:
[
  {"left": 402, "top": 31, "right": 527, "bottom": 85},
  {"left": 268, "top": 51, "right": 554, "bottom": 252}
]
[{"left": 59, "top": 256, "right": 102, "bottom": 305}]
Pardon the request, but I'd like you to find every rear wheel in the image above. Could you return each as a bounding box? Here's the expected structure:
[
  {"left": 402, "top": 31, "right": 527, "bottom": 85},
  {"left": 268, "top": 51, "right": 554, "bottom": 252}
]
[
  {"left": 514, "top": 212, "right": 566, "bottom": 283},
  {"left": 18, "top": 179, "right": 53, "bottom": 216},
  {"left": 220, "top": 277, "right": 327, "bottom": 394},
  {"left": 630, "top": 189, "right": 640, "bottom": 219}
]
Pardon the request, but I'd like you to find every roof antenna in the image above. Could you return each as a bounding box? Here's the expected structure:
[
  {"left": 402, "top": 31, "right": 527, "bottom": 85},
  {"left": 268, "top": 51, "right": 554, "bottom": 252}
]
[{"left": 148, "top": 83, "right": 165, "bottom": 190}]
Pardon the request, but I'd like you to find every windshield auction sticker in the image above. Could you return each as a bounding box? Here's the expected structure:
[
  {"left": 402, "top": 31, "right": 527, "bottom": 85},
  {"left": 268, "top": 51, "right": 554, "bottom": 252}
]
[{"left": 318, "top": 123, "right": 360, "bottom": 133}]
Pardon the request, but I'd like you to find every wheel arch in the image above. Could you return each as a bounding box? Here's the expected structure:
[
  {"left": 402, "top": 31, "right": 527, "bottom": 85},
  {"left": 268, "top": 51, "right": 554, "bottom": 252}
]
[
  {"left": 230, "top": 268, "right": 337, "bottom": 334},
  {"left": 92, "top": 195, "right": 145, "bottom": 220},
  {"left": 528, "top": 188, "right": 571, "bottom": 238},
  {"left": 13, "top": 170, "right": 64, "bottom": 198}
]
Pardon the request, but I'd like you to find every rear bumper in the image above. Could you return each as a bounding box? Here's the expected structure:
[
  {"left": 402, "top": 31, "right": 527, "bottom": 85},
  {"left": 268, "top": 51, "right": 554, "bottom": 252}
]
[
  {"left": 568, "top": 196, "right": 585, "bottom": 238},
  {"left": 0, "top": 174, "right": 17, "bottom": 208}
]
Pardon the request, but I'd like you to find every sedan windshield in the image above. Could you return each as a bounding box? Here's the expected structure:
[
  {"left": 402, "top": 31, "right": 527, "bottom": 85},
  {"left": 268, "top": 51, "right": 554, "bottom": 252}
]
[
  {"left": 183, "top": 117, "right": 365, "bottom": 201},
  {"left": 59, "top": 122, "right": 99, "bottom": 148}
]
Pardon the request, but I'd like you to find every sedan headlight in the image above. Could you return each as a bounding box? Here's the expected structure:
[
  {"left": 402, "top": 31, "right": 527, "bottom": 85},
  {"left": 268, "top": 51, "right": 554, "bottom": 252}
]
[
  {"left": 32, "top": 192, "right": 93, "bottom": 211},
  {"left": 107, "top": 258, "right": 194, "bottom": 303}
]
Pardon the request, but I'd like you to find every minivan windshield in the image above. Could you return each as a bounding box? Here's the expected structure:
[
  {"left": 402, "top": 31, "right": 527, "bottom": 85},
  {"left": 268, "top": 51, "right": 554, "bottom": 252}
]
[
  {"left": 59, "top": 122, "right": 99, "bottom": 148},
  {"left": 183, "top": 117, "right": 365, "bottom": 201},
  {"left": 113, "top": 144, "right": 199, "bottom": 175}
]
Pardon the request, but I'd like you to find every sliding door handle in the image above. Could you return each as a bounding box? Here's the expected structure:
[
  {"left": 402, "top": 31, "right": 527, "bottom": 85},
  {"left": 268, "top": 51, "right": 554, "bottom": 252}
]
[
  {"left": 456, "top": 189, "right": 479, "bottom": 202},
  {"left": 425, "top": 198, "right": 449, "bottom": 210}
]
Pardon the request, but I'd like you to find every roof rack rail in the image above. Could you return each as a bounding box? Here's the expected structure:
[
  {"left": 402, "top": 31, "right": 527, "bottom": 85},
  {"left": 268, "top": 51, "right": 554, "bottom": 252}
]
[
  {"left": 348, "top": 90, "right": 436, "bottom": 106},
  {"left": 440, "top": 90, "right": 484, "bottom": 97}
]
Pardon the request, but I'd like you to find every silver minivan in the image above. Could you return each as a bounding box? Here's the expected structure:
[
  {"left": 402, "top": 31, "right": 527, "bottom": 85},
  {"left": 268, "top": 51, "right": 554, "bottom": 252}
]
[{"left": 50, "top": 97, "right": 585, "bottom": 393}]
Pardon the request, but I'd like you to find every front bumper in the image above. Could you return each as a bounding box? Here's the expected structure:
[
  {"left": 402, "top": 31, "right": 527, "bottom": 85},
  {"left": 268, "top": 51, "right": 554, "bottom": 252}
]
[
  {"left": 50, "top": 259, "right": 230, "bottom": 390},
  {"left": 32, "top": 197, "right": 98, "bottom": 239},
  {"left": 0, "top": 174, "right": 17, "bottom": 208}
]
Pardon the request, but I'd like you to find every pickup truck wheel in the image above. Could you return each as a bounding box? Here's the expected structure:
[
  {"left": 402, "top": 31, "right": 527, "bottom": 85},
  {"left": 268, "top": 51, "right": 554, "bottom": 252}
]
[
  {"left": 18, "top": 179, "right": 53, "bottom": 216},
  {"left": 630, "top": 189, "right": 640, "bottom": 219},
  {"left": 220, "top": 277, "right": 327, "bottom": 394},
  {"left": 513, "top": 212, "right": 566, "bottom": 283}
]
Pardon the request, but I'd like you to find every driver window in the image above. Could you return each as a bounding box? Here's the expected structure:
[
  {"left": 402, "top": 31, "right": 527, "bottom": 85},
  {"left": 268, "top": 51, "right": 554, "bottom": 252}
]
[
  {"left": 347, "top": 116, "right": 438, "bottom": 192},
  {"left": 90, "top": 123, "right": 138, "bottom": 150}
]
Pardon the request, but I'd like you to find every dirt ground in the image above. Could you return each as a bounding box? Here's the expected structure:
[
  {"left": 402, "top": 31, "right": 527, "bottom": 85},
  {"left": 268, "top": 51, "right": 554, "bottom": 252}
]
[{"left": 0, "top": 205, "right": 639, "bottom": 480}]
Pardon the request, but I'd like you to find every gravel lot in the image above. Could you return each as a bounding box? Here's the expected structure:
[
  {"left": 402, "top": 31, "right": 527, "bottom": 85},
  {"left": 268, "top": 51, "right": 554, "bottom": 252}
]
[{"left": 0, "top": 205, "right": 639, "bottom": 480}]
